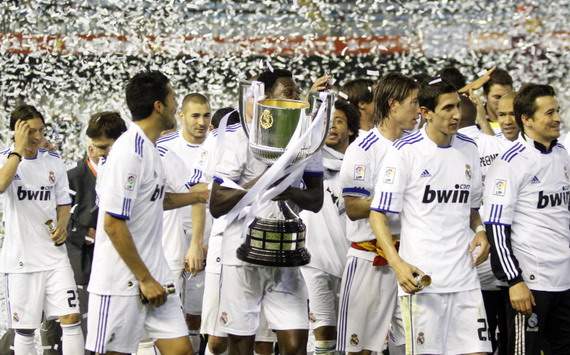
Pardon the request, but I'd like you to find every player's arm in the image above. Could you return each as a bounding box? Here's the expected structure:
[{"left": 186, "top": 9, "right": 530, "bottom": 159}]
[
  {"left": 51, "top": 204, "right": 71, "bottom": 245},
  {"left": 210, "top": 175, "right": 262, "bottom": 218},
  {"left": 468, "top": 208, "right": 490, "bottom": 266},
  {"left": 185, "top": 185, "right": 207, "bottom": 274},
  {"left": 163, "top": 183, "right": 209, "bottom": 210},
  {"left": 483, "top": 160, "right": 534, "bottom": 315},
  {"left": 344, "top": 196, "right": 372, "bottom": 220},
  {"left": 273, "top": 174, "right": 324, "bottom": 213},
  {"left": 0, "top": 120, "right": 29, "bottom": 193},
  {"left": 104, "top": 213, "right": 166, "bottom": 307}
]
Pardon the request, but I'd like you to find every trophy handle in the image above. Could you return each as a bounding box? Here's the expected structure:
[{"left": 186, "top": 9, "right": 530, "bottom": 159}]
[
  {"left": 238, "top": 81, "right": 265, "bottom": 138},
  {"left": 306, "top": 91, "right": 335, "bottom": 156}
]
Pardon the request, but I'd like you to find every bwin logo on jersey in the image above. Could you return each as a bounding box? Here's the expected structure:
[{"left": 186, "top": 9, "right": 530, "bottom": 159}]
[
  {"left": 536, "top": 188, "right": 570, "bottom": 209},
  {"left": 422, "top": 184, "right": 470, "bottom": 204},
  {"left": 150, "top": 184, "right": 165, "bottom": 202},
  {"left": 17, "top": 186, "right": 52, "bottom": 201}
]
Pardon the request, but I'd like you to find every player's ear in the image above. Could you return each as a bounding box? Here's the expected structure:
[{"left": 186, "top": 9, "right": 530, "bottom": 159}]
[
  {"left": 153, "top": 100, "right": 164, "bottom": 115},
  {"left": 520, "top": 113, "right": 532, "bottom": 129},
  {"left": 419, "top": 106, "right": 431, "bottom": 119}
]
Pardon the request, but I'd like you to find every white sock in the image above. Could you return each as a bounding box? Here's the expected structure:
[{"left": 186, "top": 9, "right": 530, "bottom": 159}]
[
  {"left": 137, "top": 339, "right": 160, "bottom": 355},
  {"left": 61, "top": 322, "right": 85, "bottom": 355},
  {"left": 314, "top": 340, "right": 336, "bottom": 355},
  {"left": 189, "top": 331, "right": 201, "bottom": 354},
  {"left": 14, "top": 331, "right": 36, "bottom": 355}
]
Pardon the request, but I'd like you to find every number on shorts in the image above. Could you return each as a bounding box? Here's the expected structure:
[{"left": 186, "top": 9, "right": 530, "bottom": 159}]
[
  {"left": 67, "top": 290, "right": 78, "bottom": 308},
  {"left": 477, "top": 318, "right": 488, "bottom": 341}
]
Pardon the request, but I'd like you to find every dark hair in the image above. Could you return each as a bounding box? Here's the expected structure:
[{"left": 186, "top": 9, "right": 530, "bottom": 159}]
[
  {"left": 341, "top": 79, "right": 374, "bottom": 108},
  {"left": 86, "top": 111, "right": 127, "bottom": 140},
  {"left": 439, "top": 66, "right": 466, "bottom": 91},
  {"left": 373, "top": 72, "right": 419, "bottom": 125},
  {"left": 513, "top": 83, "right": 556, "bottom": 135},
  {"left": 125, "top": 70, "right": 170, "bottom": 121},
  {"left": 182, "top": 93, "right": 209, "bottom": 108},
  {"left": 418, "top": 77, "right": 457, "bottom": 112},
  {"left": 212, "top": 107, "right": 240, "bottom": 129},
  {"left": 257, "top": 69, "right": 293, "bottom": 92},
  {"left": 10, "top": 104, "right": 45, "bottom": 130},
  {"left": 459, "top": 96, "right": 477, "bottom": 127},
  {"left": 334, "top": 99, "right": 360, "bottom": 143},
  {"left": 483, "top": 68, "right": 513, "bottom": 95}
]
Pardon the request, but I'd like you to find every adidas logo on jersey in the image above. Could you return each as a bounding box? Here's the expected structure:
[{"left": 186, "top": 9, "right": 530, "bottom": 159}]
[
  {"left": 14, "top": 174, "right": 21, "bottom": 180},
  {"left": 420, "top": 169, "right": 431, "bottom": 177},
  {"left": 530, "top": 176, "right": 541, "bottom": 184},
  {"left": 422, "top": 184, "right": 470, "bottom": 204},
  {"left": 17, "top": 186, "right": 52, "bottom": 201},
  {"left": 537, "top": 189, "right": 570, "bottom": 209}
]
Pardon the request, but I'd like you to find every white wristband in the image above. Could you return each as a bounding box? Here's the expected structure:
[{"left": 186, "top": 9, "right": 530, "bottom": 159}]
[{"left": 475, "top": 225, "right": 486, "bottom": 234}]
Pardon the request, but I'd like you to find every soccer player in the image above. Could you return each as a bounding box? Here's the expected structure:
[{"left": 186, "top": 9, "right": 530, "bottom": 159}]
[
  {"left": 341, "top": 78, "right": 374, "bottom": 133},
  {"left": 67, "top": 111, "right": 127, "bottom": 351},
  {"left": 337, "top": 72, "right": 418, "bottom": 355},
  {"left": 457, "top": 96, "right": 510, "bottom": 353},
  {"left": 300, "top": 99, "right": 359, "bottom": 355},
  {"left": 483, "top": 69, "right": 514, "bottom": 134},
  {"left": 209, "top": 69, "right": 324, "bottom": 355},
  {"left": 157, "top": 93, "right": 212, "bottom": 353},
  {"left": 496, "top": 92, "right": 520, "bottom": 141},
  {"left": 85, "top": 70, "right": 207, "bottom": 355},
  {"left": 369, "top": 78, "right": 492, "bottom": 354},
  {"left": 483, "top": 84, "right": 570, "bottom": 354},
  {"left": 0, "top": 104, "right": 84, "bottom": 354}
]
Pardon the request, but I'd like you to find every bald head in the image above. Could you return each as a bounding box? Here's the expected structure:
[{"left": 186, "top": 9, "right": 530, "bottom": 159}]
[{"left": 497, "top": 92, "right": 518, "bottom": 141}]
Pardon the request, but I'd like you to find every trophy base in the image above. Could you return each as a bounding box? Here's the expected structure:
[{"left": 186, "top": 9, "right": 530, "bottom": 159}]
[
  {"left": 237, "top": 245, "right": 311, "bottom": 267},
  {"left": 236, "top": 216, "right": 311, "bottom": 267}
]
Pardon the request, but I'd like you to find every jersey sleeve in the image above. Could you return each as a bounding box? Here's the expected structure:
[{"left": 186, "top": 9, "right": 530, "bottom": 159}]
[
  {"left": 470, "top": 148, "right": 483, "bottom": 209},
  {"left": 214, "top": 133, "right": 246, "bottom": 183},
  {"left": 370, "top": 147, "right": 408, "bottom": 214},
  {"left": 98, "top": 145, "right": 142, "bottom": 220},
  {"left": 483, "top": 158, "right": 524, "bottom": 285},
  {"left": 54, "top": 158, "right": 72, "bottom": 205},
  {"left": 303, "top": 150, "right": 324, "bottom": 178},
  {"left": 160, "top": 149, "right": 190, "bottom": 193},
  {"left": 339, "top": 146, "right": 373, "bottom": 198}
]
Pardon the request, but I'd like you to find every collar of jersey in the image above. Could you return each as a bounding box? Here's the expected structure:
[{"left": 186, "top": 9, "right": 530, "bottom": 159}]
[
  {"left": 177, "top": 129, "right": 202, "bottom": 148},
  {"left": 420, "top": 126, "right": 453, "bottom": 149},
  {"left": 520, "top": 135, "right": 558, "bottom": 154}
]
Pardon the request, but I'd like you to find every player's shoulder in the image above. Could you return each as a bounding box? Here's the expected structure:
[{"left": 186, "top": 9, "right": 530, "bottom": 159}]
[
  {"left": 38, "top": 148, "right": 65, "bottom": 163},
  {"left": 156, "top": 130, "right": 180, "bottom": 146},
  {"left": 211, "top": 122, "right": 242, "bottom": 137},
  {"left": 392, "top": 129, "right": 423, "bottom": 151},
  {"left": 108, "top": 127, "right": 145, "bottom": 160},
  {"left": 346, "top": 129, "right": 386, "bottom": 158},
  {"left": 0, "top": 146, "right": 11, "bottom": 157},
  {"left": 498, "top": 140, "right": 528, "bottom": 164},
  {"left": 455, "top": 132, "right": 478, "bottom": 148}
]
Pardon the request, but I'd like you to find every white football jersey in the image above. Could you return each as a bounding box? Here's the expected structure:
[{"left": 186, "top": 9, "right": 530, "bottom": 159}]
[
  {"left": 371, "top": 127, "right": 482, "bottom": 294},
  {"left": 0, "top": 147, "right": 72, "bottom": 273},
  {"left": 88, "top": 124, "right": 174, "bottom": 296},
  {"left": 157, "top": 130, "right": 211, "bottom": 272},
  {"left": 483, "top": 137, "right": 570, "bottom": 291},
  {"left": 458, "top": 126, "right": 511, "bottom": 180},
  {"left": 300, "top": 146, "right": 349, "bottom": 277},
  {"left": 214, "top": 124, "right": 324, "bottom": 266},
  {"left": 339, "top": 128, "right": 400, "bottom": 261}
]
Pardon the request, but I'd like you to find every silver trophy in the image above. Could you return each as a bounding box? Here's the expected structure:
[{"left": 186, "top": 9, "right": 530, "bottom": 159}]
[{"left": 237, "top": 81, "right": 335, "bottom": 266}]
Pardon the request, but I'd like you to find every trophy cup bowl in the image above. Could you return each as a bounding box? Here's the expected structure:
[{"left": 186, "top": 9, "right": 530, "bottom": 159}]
[{"left": 237, "top": 81, "right": 334, "bottom": 267}]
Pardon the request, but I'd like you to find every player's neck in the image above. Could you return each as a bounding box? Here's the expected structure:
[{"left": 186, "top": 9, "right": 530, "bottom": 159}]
[
  {"left": 23, "top": 147, "right": 38, "bottom": 159},
  {"left": 524, "top": 130, "right": 555, "bottom": 149},
  {"left": 182, "top": 129, "right": 205, "bottom": 145},
  {"left": 378, "top": 120, "right": 403, "bottom": 142},
  {"left": 134, "top": 119, "right": 162, "bottom": 144},
  {"left": 425, "top": 124, "right": 453, "bottom": 147}
]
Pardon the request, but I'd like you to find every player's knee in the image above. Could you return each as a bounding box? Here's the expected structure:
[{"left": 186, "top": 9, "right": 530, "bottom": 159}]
[
  {"left": 278, "top": 336, "right": 307, "bottom": 355},
  {"left": 15, "top": 328, "right": 35, "bottom": 336},
  {"left": 59, "top": 312, "right": 81, "bottom": 325},
  {"left": 208, "top": 336, "right": 228, "bottom": 354}
]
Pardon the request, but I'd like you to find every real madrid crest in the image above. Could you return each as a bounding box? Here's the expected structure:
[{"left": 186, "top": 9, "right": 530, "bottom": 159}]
[
  {"left": 48, "top": 171, "right": 56, "bottom": 184},
  {"left": 564, "top": 166, "right": 569, "bottom": 181},
  {"left": 260, "top": 109, "right": 274, "bottom": 129},
  {"left": 465, "top": 164, "right": 472, "bottom": 180}
]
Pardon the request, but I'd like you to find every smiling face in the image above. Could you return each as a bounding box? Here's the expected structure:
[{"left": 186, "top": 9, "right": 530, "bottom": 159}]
[
  {"left": 325, "top": 108, "right": 353, "bottom": 153},
  {"left": 180, "top": 101, "right": 211, "bottom": 143},
  {"left": 486, "top": 84, "right": 513, "bottom": 120},
  {"left": 497, "top": 95, "right": 519, "bottom": 141},
  {"left": 522, "top": 95, "right": 561, "bottom": 144},
  {"left": 24, "top": 117, "right": 46, "bottom": 155}
]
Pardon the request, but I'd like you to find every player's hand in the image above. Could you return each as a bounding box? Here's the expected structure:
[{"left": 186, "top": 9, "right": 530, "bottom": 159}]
[
  {"left": 13, "top": 120, "right": 31, "bottom": 155},
  {"left": 139, "top": 276, "right": 167, "bottom": 307},
  {"left": 468, "top": 89, "right": 488, "bottom": 126},
  {"left": 51, "top": 224, "right": 68, "bottom": 245},
  {"left": 190, "top": 184, "right": 210, "bottom": 204},
  {"left": 310, "top": 74, "right": 332, "bottom": 93},
  {"left": 184, "top": 242, "right": 206, "bottom": 275},
  {"left": 469, "top": 231, "right": 490, "bottom": 266},
  {"left": 459, "top": 67, "right": 496, "bottom": 93},
  {"left": 509, "top": 281, "right": 535, "bottom": 316},
  {"left": 391, "top": 258, "right": 425, "bottom": 294}
]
